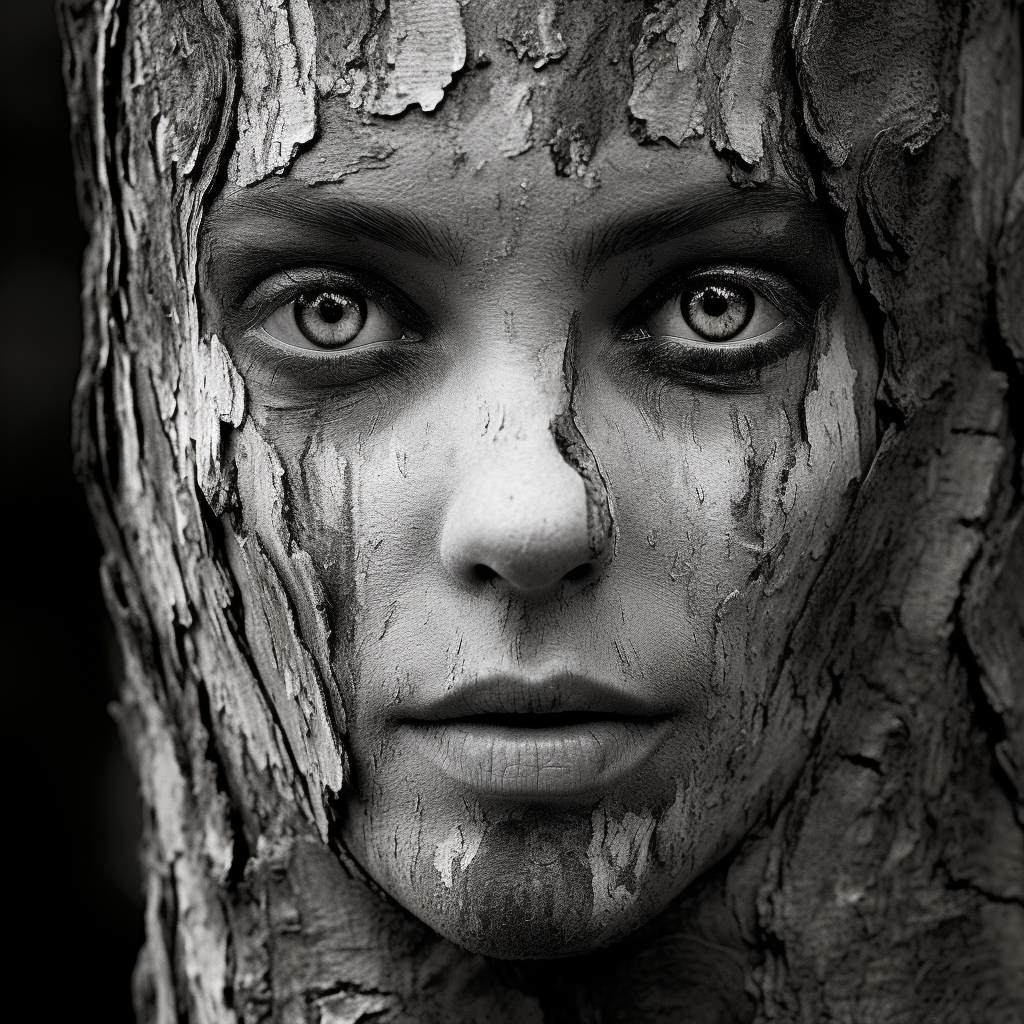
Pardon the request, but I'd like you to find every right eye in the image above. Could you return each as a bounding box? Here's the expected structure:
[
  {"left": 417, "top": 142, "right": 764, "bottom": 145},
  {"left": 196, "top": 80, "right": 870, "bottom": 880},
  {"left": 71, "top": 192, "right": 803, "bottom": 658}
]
[{"left": 262, "top": 285, "right": 417, "bottom": 352}]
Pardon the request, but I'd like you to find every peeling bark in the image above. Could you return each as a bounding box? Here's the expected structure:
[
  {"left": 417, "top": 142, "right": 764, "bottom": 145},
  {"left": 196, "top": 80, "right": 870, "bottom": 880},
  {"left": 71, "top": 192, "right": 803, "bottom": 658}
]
[
  {"left": 629, "top": 0, "right": 788, "bottom": 170},
  {"left": 310, "top": 0, "right": 466, "bottom": 117},
  {"left": 62, "top": 1, "right": 1021, "bottom": 1021}
]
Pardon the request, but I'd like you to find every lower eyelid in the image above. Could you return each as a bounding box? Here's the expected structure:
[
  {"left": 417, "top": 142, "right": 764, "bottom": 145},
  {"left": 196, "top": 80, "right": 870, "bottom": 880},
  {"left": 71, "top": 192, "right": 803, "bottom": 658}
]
[
  {"left": 254, "top": 323, "right": 385, "bottom": 356},
  {"left": 230, "top": 327, "right": 428, "bottom": 394},
  {"left": 624, "top": 318, "right": 789, "bottom": 345},
  {"left": 623, "top": 319, "right": 806, "bottom": 377}
]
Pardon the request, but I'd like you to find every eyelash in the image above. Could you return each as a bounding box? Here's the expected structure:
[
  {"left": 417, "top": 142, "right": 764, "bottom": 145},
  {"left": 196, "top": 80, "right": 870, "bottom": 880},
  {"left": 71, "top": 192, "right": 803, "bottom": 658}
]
[{"left": 238, "top": 266, "right": 426, "bottom": 337}]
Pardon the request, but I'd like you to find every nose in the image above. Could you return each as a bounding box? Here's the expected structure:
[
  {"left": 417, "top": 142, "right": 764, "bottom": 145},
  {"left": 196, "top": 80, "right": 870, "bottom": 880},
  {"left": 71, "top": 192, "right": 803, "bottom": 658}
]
[{"left": 439, "top": 429, "right": 597, "bottom": 595}]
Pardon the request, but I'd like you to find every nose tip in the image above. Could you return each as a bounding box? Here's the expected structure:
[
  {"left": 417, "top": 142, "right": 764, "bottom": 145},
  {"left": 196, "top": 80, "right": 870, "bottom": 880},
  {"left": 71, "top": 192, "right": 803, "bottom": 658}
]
[{"left": 439, "top": 452, "right": 597, "bottom": 596}]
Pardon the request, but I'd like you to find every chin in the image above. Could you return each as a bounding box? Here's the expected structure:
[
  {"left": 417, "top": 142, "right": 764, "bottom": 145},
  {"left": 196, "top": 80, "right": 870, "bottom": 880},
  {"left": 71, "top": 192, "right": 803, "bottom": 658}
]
[
  {"left": 445, "top": 916, "right": 606, "bottom": 960},
  {"left": 426, "top": 881, "right": 664, "bottom": 959},
  {"left": 391, "top": 814, "right": 668, "bottom": 959},
  {"left": 423, "top": 882, "right": 619, "bottom": 961}
]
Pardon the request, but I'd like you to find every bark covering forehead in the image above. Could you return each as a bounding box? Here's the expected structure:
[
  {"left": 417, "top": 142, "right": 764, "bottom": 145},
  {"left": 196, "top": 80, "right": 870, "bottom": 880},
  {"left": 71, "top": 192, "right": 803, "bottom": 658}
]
[
  {"left": 231, "top": 0, "right": 801, "bottom": 183},
  {"left": 628, "top": 0, "right": 790, "bottom": 170},
  {"left": 117, "top": 0, "right": 996, "bottom": 259}
]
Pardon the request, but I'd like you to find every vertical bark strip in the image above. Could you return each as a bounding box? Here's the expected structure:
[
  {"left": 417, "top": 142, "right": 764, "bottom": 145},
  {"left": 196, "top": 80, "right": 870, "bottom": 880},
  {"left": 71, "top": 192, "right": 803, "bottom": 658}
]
[
  {"left": 752, "top": 5, "right": 1024, "bottom": 1019},
  {"left": 233, "top": 0, "right": 318, "bottom": 186},
  {"left": 62, "top": 0, "right": 1021, "bottom": 1021}
]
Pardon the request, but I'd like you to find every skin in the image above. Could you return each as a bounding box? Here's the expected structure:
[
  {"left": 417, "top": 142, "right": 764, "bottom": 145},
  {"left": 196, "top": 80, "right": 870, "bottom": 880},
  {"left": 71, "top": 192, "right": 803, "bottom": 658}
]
[{"left": 201, "top": 88, "right": 878, "bottom": 958}]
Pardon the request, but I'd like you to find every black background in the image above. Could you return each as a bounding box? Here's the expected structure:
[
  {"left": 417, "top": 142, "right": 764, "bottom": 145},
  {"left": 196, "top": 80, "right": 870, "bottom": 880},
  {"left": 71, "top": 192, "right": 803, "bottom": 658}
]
[{"left": 2, "top": 3, "right": 142, "bottom": 1019}]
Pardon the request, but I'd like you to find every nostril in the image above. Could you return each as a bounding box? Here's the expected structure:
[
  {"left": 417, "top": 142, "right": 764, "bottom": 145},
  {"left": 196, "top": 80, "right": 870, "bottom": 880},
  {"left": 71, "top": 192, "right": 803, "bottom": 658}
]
[
  {"left": 563, "top": 562, "right": 596, "bottom": 584},
  {"left": 467, "top": 560, "right": 594, "bottom": 590},
  {"left": 471, "top": 564, "right": 498, "bottom": 584}
]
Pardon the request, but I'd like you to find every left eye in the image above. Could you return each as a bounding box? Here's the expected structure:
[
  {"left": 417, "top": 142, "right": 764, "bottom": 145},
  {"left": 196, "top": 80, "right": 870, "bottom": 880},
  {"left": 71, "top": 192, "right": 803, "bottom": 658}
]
[
  {"left": 262, "top": 286, "right": 414, "bottom": 352},
  {"left": 641, "top": 276, "right": 786, "bottom": 345}
]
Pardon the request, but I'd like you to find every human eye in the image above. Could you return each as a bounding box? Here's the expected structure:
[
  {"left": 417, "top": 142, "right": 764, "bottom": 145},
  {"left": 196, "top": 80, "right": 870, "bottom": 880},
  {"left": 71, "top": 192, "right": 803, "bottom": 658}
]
[
  {"left": 620, "top": 266, "right": 812, "bottom": 377},
  {"left": 222, "top": 266, "right": 430, "bottom": 396},
  {"left": 249, "top": 268, "right": 423, "bottom": 354}
]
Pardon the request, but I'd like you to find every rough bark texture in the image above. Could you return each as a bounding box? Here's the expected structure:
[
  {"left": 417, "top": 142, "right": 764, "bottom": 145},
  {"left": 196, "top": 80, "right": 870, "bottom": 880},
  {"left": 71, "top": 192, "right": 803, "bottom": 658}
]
[{"left": 61, "top": 1, "right": 1022, "bottom": 1021}]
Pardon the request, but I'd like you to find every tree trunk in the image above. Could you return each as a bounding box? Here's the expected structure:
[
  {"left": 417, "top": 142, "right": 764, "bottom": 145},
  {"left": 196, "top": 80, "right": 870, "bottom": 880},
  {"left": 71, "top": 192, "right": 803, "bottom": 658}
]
[{"left": 60, "top": 1, "right": 1022, "bottom": 1021}]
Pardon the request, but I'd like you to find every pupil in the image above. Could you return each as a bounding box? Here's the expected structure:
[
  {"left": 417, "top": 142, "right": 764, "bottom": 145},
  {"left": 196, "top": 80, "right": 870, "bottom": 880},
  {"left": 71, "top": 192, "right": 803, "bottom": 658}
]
[
  {"left": 701, "top": 289, "right": 729, "bottom": 318},
  {"left": 680, "top": 281, "right": 754, "bottom": 342},
  {"left": 318, "top": 297, "right": 346, "bottom": 323}
]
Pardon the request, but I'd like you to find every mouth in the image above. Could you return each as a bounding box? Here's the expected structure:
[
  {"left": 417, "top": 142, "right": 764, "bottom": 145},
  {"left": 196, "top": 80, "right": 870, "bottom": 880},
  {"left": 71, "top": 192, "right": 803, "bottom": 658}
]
[
  {"left": 395, "top": 673, "right": 674, "bottom": 801},
  {"left": 441, "top": 709, "right": 645, "bottom": 728}
]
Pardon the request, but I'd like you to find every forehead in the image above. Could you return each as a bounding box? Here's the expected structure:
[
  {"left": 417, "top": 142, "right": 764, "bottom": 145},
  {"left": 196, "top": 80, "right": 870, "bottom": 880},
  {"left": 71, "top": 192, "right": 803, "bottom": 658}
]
[
  {"left": 290, "top": 92, "right": 755, "bottom": 209},
  {"left": 208, "top": 97, "right": 814, "bottom": 269}
]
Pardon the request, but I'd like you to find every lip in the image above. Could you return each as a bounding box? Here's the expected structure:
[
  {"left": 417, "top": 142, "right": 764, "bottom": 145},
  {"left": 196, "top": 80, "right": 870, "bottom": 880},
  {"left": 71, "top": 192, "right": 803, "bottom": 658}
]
[{"left": 396, "top": 672, "right": 674, "bottom": 801}]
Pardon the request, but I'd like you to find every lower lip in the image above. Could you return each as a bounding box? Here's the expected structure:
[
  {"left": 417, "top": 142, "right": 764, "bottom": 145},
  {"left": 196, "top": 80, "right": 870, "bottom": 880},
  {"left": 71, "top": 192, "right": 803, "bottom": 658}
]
[{"left": 400, "top": 718, "right": 674, "bottom": 801}]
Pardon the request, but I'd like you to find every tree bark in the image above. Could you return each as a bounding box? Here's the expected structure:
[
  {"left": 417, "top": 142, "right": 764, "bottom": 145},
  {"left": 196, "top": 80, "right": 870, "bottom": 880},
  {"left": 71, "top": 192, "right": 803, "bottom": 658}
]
[{"left": 60, "top": 1, "right": 1022, "bottom": 1021}]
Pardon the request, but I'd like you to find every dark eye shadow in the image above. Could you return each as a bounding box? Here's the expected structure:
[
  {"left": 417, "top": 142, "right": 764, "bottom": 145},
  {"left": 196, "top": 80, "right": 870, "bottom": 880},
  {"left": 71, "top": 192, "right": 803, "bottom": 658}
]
[
  {"left": 228, "top": 328, "right": 432, "bottom": 404},
  {"left": 621, "top": 320, "right": 809, "bottom": 391}
]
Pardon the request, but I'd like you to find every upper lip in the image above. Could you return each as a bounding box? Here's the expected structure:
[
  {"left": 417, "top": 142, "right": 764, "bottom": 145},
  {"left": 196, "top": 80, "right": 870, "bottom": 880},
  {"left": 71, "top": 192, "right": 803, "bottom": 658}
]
[{"left": 396, "top": 671, "right": 667, "bottom": 723}]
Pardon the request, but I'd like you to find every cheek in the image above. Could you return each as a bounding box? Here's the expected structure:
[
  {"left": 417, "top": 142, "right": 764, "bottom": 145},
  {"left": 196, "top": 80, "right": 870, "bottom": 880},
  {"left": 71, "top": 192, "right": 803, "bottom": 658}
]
[
  {"left": 586, "top": 376, "right": 808, "bottom": 667},
  {"left": 581, "top": 336, "right": 865, "bottom": 765},
  {"left": 283, "top": 424, "right": 426, "bottom": 731}
]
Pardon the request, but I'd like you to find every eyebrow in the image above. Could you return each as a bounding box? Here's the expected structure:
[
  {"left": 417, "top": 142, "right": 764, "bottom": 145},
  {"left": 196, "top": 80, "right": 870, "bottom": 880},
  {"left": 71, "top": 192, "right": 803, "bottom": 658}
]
[
  {"left": 576, "top": 187, "right": 825, "bottom": 275},
  {"left": 205, "top": 185, "right": 465, "bottom": 268},
  {"left": 204, "top": 179, "right": 827, "bottom": 303}
]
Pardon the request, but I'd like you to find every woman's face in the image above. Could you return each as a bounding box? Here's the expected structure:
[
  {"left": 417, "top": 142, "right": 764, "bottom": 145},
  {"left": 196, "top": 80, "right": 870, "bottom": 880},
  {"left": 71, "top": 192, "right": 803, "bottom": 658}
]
[{"left": 203, "top": 93, "right": 877, "bottom": 957}]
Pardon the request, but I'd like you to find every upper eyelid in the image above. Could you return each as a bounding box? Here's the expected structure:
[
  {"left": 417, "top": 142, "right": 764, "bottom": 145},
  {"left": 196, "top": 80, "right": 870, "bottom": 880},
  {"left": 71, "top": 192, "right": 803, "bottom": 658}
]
[
  {"left": 615, "top": 263, "right": 812, "bottom": 332},
  {"left": 234, "top": 265, "right": 426, "bottom": 333}
]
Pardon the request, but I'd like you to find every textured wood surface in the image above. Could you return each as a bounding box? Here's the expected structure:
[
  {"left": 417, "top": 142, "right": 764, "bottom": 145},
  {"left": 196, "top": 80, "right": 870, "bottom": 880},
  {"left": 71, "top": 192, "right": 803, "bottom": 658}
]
[{"left": 60, "top": 1, "right": 1022, "bottom": 1021}]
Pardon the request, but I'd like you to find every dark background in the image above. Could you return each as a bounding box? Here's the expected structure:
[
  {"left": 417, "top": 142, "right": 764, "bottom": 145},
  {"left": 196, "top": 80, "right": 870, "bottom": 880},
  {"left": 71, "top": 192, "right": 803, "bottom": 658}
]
[{"left": 2, "top": 3, "right": 142, "bottom": 1020}]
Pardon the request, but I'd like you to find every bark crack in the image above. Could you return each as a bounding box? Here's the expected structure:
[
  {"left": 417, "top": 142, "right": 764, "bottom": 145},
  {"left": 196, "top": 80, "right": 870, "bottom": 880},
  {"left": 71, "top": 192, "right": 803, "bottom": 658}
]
[{"left": 549, "top": 309, "right": 617, "bottom": 564}]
